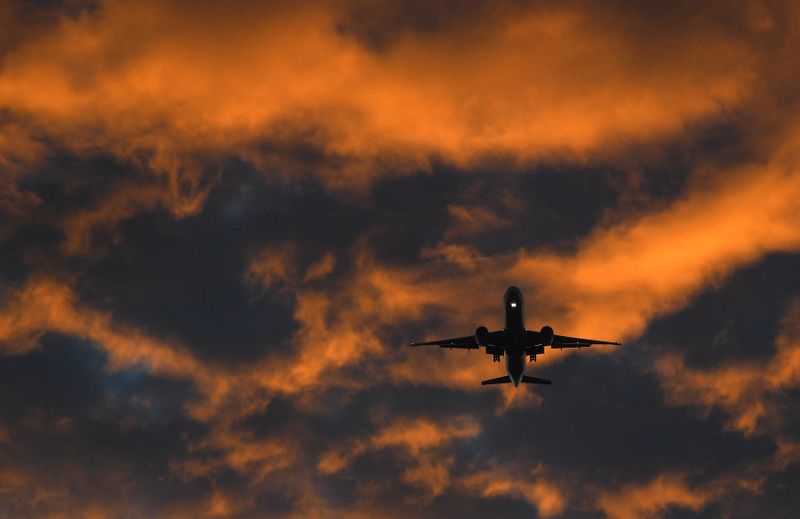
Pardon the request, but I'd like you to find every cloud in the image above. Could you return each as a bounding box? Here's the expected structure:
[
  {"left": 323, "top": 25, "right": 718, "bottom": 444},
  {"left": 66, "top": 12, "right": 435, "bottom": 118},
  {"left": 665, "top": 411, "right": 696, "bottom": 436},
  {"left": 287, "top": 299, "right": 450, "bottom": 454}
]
[
  {"left": 0, "top": 0, "right": 767, "bottom": 188},
  {"left": 0, "top": 277, "right": 209, "bottom": 379},
  {"left": 60, "top": 183, "right": 166, "bottom": 256},
  {"left": 246, "top": 245, "right": 481, "bottom": 395},
  {"left": 0, "top": 277, "right": 296, "bottom": 491},
  {"left": 444, "top": 204, "right": 510, "bottom": 239},
  {"left": 238, "top": 121, "right": 800, "bottom": 399},
  {"left": 1, "top": 0, "right": 793, "bottom": 258},
  {"left": 318, "top": 415, "right": 480, "bottom": 470},
  {"left": 594, "top": 471, "right": 765, "bottom": 519},
  {"left": 458, "top": 465, "right": 566, "bottom": 517},
  {"left": 511, "top": 135, "right": 800, "bottom": 340},
  {"left": 318, "top": 414, "right": 481, "bottom": 499},
  {"left": 370, "top": 415, "right": 481, "bottom": 454},
  {"left": 655, "top": 299, "right": 800, "bottom": 436},
  {"left": 304, "top": 251, "right": 337, "bottom": 282},
  {"left": 385, "top": 131, "right": 800, "bottom": 393},
  {"left": 8, "top": 113, "right": 797, "bottom": 419},
  {"left": 0, "top": 281, "right": 176, "bottom": 392},
  {"left": 1, "top": 4, "right": 800, "bottom": 516},
  {"left": 244, "top": 243, "right": 300, "bottom": 292},
  {"left": 596, "top": 473, "right": 710, "bottom": 519},
  {"left": 495, "top": 385, "right": 543, "bottom": 414},
  {"left": 0, "top": 452, "right": 131, "bottom": 519}
]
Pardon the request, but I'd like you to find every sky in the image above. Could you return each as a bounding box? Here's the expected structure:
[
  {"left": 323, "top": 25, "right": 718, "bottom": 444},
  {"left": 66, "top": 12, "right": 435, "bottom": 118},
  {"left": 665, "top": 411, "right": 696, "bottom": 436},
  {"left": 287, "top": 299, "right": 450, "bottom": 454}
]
[{"left": 1, "top": 0, "right": 799, "bottom": 517}]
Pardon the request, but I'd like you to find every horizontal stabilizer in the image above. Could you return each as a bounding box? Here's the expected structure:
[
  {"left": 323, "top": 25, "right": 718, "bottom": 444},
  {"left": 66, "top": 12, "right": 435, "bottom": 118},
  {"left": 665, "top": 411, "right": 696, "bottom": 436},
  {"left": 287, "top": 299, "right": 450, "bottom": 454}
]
[
  {"left": 522, "top": 375, "right": 552, "bottom": 385},
  {"left": 481, "top": 376, "right": 511, "bottom": 385}
]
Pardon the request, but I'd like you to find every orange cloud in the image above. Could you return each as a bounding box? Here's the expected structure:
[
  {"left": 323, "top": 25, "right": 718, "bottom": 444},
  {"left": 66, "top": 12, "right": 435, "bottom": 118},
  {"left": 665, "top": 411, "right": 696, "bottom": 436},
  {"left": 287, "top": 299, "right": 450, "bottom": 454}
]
[
  {"left": 496, "top": 384, "right": 543, "bottom": 414},
  {"left": 0, "top": 277, "right": 210, "bottom": 379},
  {"left": 318, "top": 415, "right": 480, "bottom": 476},
  {"left": 206, "top": 489, "right": 254, "bottom": 518},
  {"left": 596, "top": 473, "right": 710, "bottom": 519},
  {"left": 3, "top": 3, "right": 800, "bottom": 516},
  {"left": 0, "top": 453, "right": 128, "bottom": 519},
  {"left": 0, "top": 277, "right": 297, "bottom": 490},
  {"left": 8, "top": 102, "right": 793, "bottom": 415},
  {"left": 444, "top": 204, "right": 510, "bottom": 238},
  {"left": 370, "top": 415, "right": 481, "bottom": 454},
  {"left": 187, "top": 425, "right": 294, "bottom": 484},
  {"left": 245, "top": 245, "right": 480, "bottom": 395},
  {"left": 594, "top": 471, "right": 764, "bottom": 519},
  {"left": 46, "top": 92, "right": 784, "bottom": 414},
  {"left": 655, "top": 299, "right": 800, "bottom": 436},
  {"left": 510, "top": 131, "right": 800, "bottom": 340},
  {"left": 400, "top": 455, "right": 455, "bottom": 498},
  {"left": 459, "top": 465, "right": 566, "bottom": 517},
  {"left": 304, "top": 251, "right": 336, "bottom": 282},
  {"left": 241, "top": 124, "right": 800, "bottom": 396},
  {"left": 317, "top": 415, "right": 483, "bottom": 499},
  {"left": 0, "top": 0, "right": 793, "bottom": 259},
  {"left": 382, "top": 133, "right": 800, "bottom": 392},
  {"left": 0, "top": 0, "right": 766, "bottom": 189},
  {"left": 244, "top": 243, "right": 300, "bottom": 292},
  {"left": 2, "top": 151, "right": 798, "bottom": 519},
  {"left": 60, "top": 183, "right": 165, "bottom": 256}
]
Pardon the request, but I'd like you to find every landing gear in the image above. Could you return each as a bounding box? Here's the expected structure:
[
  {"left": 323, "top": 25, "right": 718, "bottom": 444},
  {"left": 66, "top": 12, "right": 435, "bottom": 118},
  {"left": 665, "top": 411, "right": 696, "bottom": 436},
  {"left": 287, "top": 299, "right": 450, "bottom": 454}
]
[
  {"left": 529, "top": 354, "right": 537, "bottom": 362},
  {"left": 493, "top": 354, "right": 501, "bottom": 362}
]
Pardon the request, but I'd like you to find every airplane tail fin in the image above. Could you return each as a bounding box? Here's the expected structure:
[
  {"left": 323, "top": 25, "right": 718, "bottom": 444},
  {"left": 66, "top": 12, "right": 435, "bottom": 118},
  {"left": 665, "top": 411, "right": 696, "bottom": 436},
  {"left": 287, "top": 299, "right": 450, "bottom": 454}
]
[
  {"left": 481, "top": 376, "right": 511, "bottom": 385},
  {"left": 522, "top": 375, "right": 552, "bottom": 385}
]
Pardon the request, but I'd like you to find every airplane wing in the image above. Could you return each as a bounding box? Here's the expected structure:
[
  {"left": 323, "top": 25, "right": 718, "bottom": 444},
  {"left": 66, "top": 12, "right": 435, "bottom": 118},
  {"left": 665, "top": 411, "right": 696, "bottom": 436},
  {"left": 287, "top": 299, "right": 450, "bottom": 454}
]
[
  {"left": 409, "top": 335, "right": 479, "bottom": 349},
  {"left": 551, "top": 334, "right": 621, "bottom": 349}
]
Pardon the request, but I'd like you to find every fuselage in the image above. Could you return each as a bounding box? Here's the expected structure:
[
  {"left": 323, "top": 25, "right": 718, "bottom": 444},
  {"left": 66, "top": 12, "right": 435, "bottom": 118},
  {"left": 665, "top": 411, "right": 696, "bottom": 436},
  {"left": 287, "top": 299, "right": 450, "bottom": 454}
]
[{"left": 503, "top": 286, "right": 527, "bottom": 386}]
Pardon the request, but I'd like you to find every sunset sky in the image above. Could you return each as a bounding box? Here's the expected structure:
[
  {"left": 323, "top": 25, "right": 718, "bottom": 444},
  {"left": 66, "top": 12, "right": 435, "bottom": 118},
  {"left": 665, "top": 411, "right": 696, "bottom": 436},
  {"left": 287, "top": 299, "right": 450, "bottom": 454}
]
[{"left": 1, "top": 1, "right": 800, "bottom": 517}]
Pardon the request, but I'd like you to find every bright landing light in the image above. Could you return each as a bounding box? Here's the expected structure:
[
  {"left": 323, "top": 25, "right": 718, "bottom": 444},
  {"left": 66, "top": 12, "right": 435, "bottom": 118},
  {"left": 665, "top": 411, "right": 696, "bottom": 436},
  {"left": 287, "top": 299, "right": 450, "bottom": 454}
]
[{"left": 510, "top": 302, "right": 517, "bottom": 308}]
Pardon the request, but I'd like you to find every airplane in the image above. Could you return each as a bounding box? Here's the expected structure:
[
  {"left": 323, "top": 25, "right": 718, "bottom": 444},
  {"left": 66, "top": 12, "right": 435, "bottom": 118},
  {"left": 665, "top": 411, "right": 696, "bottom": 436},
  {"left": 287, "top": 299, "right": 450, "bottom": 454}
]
[{"left": 409, "top": 286, "right": 620, "bottom": 386}]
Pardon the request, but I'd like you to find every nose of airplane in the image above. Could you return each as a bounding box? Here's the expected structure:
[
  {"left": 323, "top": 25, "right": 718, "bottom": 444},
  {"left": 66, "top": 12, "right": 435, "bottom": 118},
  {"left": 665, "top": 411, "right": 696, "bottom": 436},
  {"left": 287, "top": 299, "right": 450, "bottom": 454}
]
[{"left": 504, "top": 286, "right": 524, "bottom": 308}]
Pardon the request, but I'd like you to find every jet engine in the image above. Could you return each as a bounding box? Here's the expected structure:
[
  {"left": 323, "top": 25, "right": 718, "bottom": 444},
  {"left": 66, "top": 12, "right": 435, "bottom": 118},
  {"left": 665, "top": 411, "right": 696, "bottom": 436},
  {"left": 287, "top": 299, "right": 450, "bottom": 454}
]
[
  {"left": 474, "top": 326, "right": 490, "bottom": 346},
  {"left": 539, "top": 325, "right": 554, "bottom": 345}
]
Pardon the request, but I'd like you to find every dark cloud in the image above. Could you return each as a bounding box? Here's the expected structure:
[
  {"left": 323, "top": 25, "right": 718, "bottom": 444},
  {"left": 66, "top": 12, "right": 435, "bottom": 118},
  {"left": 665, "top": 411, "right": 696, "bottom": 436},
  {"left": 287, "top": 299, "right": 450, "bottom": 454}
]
[{"left": 643, "top": 254, "right": 800, "bottom": 367}]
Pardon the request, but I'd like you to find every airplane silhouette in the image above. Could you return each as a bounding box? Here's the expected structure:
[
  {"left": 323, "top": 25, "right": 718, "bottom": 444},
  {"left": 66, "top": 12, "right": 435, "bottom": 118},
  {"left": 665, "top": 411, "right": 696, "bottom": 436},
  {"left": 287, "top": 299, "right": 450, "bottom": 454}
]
[{"left": 409, "top": 286, "right": 620, "bottom": 386}]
